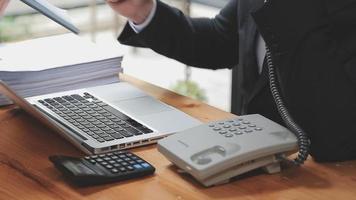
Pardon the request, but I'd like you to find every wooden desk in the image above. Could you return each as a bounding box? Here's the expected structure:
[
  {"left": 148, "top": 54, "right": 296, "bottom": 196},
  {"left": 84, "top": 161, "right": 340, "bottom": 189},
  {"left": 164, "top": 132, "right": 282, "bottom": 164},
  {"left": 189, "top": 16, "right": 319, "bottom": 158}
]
[{"left": 0, "top": 74, "right": 356, "bottom": 200}]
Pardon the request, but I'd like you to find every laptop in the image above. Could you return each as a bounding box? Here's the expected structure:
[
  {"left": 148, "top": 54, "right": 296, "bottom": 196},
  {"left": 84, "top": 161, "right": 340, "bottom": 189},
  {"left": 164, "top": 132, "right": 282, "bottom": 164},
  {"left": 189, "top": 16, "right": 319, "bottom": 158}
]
[
  {"left": 8, "top": 0, "right": 200, "bottom": 154},
  {"left": 0, "top": 80, "right": 201, "bottom": 154}
]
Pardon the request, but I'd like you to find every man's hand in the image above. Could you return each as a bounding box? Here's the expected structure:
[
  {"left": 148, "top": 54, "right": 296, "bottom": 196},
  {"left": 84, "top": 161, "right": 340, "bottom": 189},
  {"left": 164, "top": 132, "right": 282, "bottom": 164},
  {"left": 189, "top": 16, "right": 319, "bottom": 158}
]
[
  {"left": 0, "top": 0, "right": 10, "bottom": 17},
  {"left": 106, "top": 0, "right": 154, "bottom": 24}
]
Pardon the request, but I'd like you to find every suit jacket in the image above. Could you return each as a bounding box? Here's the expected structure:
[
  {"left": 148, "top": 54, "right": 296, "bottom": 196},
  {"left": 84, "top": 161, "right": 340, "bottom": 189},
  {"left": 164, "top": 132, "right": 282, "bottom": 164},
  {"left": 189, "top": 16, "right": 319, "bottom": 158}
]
[{"left": 118, "top": 0, "right": 356, "bottom": 162}]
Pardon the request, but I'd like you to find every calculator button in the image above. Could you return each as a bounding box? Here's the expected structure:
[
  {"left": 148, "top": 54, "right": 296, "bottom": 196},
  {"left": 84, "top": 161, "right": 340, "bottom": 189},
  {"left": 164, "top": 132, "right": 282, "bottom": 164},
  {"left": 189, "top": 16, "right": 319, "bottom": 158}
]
[
  {"left": 101, "top": 161, "right": 108, "bottom": 166},
  {"left": 141, "top": 163, "right": 150, "bottom": 168},
  {"left": 129, "top": 161, "right": 136, "bottom": 165},
  {"left": 133, "top": 164, "right": 142, "bottom": 169},
  {"left": 108, "top": 160, "right": 116, "bottom": 164},
  {"left": 111, "top": 168, "right": 119, "bottom": 173},
  {"left": 126, "top": 166, "right": 134, "bottom": 171},
  {"left": 113, "top": 163, "right": 121, "bottom": 167},
  {"left": 89, "top": 159, "right": 96, "bottom": 164},
  {"left": 136, "top": 159, "right": 144, "bottom": 163},
  {"left": 121, "top": 162, "right": 128, "bottom": 166},
  {"left": 131, "top": 156, "right": 139, "bottom": 160},
  {"left": 103, "top": 157, "right": 111, "bottom": 161},
  {"left": 119, "top": 167, "right": 126, "bottom": 172},
  {"left": 106, "top": 165, "right": 113, "bottom": 169},
  {"left": 96, "top": 158, "right": 104, "bottom": 162},
  {"left": 111, "top": 155, "right": 119, "bottom": 160}
]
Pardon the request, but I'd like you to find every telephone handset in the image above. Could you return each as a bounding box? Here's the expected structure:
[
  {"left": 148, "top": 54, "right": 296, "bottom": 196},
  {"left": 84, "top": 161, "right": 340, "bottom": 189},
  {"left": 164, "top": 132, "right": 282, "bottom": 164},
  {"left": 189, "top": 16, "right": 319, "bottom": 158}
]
[{"left": 157, "top": 1, "right": 311, "bottom": 186}]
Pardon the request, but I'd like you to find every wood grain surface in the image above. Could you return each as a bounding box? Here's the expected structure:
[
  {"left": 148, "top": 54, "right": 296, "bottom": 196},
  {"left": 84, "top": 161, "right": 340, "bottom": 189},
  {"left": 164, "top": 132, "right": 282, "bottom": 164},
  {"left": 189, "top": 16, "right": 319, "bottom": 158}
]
[{"left": 0, "top": 74, "right": 355, "bottom": 200}]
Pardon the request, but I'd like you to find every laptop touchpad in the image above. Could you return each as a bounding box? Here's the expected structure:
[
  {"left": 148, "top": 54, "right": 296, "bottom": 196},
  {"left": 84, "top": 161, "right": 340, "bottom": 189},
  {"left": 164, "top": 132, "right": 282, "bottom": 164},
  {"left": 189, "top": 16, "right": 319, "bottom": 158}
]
[{"left": 112, "top": 96, "right": 172, "bottom": 116}]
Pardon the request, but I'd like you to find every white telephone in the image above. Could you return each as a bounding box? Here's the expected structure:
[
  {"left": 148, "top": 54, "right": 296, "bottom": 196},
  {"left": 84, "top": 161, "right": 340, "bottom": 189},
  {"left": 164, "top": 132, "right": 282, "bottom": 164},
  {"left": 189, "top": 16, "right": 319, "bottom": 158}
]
[
  {"left": 158, "top": 21, "right": 312, "bottom": 186},
  {"left": 157, "top": 114, "right": 298, "bottom": 187}
]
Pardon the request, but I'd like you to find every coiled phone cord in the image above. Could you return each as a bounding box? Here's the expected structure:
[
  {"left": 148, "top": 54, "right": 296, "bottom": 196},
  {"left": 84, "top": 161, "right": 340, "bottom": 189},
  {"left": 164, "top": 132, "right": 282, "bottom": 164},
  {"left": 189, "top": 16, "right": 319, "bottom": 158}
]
[{"left": 265, "top": 47, "right": 311, "bottom": 165}]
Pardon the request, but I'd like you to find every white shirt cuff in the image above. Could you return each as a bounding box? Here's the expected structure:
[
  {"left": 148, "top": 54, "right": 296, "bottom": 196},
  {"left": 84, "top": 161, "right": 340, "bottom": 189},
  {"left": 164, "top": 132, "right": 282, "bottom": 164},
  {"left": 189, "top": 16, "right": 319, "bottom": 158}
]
[{"left": 129, "top": 0, "right": 157, "bottom": 33}]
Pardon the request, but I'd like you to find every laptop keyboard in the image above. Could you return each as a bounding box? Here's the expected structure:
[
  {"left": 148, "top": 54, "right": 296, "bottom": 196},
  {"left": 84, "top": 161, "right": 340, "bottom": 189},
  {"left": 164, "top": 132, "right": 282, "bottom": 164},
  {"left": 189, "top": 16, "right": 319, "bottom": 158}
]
[{"left": 38, "top": 93, "right": 153, "bottom": 143}]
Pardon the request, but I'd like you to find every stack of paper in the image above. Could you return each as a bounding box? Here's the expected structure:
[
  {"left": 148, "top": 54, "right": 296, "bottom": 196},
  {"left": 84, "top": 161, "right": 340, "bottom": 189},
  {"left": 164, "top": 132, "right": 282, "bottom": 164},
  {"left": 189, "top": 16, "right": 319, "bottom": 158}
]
[{"left": 0, "top": 34, "right": 123, "bottom": 105}]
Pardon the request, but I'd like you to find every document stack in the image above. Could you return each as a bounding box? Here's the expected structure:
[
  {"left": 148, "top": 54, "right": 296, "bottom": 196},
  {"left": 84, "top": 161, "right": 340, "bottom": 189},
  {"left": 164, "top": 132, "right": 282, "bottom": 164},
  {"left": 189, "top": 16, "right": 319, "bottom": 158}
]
[{"left": 0, "top": 34, "right": 123, "bottom": 106}]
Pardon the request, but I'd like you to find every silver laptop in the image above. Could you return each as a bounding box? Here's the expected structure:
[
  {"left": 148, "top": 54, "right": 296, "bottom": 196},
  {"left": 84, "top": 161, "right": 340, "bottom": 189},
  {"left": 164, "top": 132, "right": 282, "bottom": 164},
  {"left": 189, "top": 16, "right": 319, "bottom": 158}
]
[{"left": 0, "top": 81, "right": 201, "bottom": 154}]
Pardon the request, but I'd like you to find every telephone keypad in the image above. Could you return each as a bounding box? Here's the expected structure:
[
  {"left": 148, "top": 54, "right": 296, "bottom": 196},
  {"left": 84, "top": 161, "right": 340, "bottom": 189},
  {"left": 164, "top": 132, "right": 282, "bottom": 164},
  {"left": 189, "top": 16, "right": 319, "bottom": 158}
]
[{"left": 209, "top": 118, "right": 263, "bottom": 138}]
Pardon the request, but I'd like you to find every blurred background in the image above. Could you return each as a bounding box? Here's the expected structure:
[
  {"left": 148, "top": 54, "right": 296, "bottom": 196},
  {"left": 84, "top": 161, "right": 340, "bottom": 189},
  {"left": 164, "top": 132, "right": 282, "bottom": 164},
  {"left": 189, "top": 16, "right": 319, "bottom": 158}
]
[{"left": 1, "top": 0, "right": 232, "bottom": 111}]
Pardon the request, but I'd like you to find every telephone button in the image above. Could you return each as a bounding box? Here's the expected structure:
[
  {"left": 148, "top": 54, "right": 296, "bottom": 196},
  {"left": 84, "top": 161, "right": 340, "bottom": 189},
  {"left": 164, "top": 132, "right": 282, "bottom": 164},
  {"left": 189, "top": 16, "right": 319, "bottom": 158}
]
[
  {"left": 219, "top": 131, "right": 227, "bottom": 135},
  {"left": 233, "top": 123, "right": 241, "bottom": 126},
  {"left": 248, "top": 124, "right": 256, "bottom": 127},
  {"left": 255, "top": 127, "right": 263, "bottom": 131},
  {"left": 239, "top": 126, "right": 247, "bottom": 130},
  {"left": 235, "top": 131, "right": 243, "bottom": 135},
  {"left": 244, "top": 129, "right": 253, "bottom": 133},
  {"left": 213, "top": 127, "right": 221, "bottom": 131},
  {"left": 196, "top": 156, "right": 212, "bottom": 165},
  {"left": 225, "top": 134, "right": 234, "bottom": 138}
]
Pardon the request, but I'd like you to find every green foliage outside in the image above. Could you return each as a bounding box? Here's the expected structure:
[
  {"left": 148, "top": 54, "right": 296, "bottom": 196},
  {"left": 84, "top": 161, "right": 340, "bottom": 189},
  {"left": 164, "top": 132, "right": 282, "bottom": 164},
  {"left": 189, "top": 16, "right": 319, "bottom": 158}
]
[
  {"left": 0, "top": 16, "right": 15, "bottom": 42},
  {"left": 171, "top": 80, "right": 207, "bottom": 102},
  {"left": 0, "top": 16, "right": 31, "bottom": 42}
]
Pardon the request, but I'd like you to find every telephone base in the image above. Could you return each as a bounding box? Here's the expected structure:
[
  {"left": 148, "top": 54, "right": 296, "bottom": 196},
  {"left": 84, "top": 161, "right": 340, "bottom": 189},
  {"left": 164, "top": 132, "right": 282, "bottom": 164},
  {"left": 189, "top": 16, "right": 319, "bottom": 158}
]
[
  {"left": 176, "top": 154, "right": 282, "bottom": 187},
  {"left": 263, "top": 162, "right": 281, "bottom": 174}
]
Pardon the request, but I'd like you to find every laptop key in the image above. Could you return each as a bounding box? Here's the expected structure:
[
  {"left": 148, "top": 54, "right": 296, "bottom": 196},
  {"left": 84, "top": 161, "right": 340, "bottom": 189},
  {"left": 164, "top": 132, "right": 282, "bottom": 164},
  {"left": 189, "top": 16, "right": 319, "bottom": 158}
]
[
  {"left": 103, "top": 136, "right": 114, "bottom": 141},
  {"left": 71, "top": 94, "right": 86, "bottom": 101},
  {"left": 112, "top": 133, "right": 124, "bottom": 139},
  {"left": 121, "top": 124, "right": 131, "bottom": 128},
  {"left": 101, "top": 127, "right": 111, "bottom": 132},
  {"left": 141, "top": 128, "right": 153, "bottom": 134},
  {"left": 102, "top": 105, "right": 131, "bottom": 121},
  {"left": 118, "top": 130, "right": 133, "bottom": 137},
  {"left": 96, "top": 138, "right": 105, "bottom": 143},
  {"left": 114, "top": 127, "right": 125, "bottom": 132},
  {"left": 125, "top": 127, "right": 143, "bottom": 135}
]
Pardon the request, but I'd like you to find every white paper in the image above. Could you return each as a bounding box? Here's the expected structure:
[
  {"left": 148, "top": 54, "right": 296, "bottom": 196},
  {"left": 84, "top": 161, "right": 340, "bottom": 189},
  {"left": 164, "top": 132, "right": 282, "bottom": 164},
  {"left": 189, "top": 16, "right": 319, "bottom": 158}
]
[{"left": 0, "top": 34, "right": 123, "bottom": 72}]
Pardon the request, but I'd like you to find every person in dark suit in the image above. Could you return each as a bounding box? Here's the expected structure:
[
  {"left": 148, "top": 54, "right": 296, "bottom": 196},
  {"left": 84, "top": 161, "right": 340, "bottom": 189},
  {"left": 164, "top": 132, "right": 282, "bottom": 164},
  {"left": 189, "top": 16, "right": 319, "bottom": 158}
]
[{"left": 106, "top": 0, "right": 356, "bottom": 162}]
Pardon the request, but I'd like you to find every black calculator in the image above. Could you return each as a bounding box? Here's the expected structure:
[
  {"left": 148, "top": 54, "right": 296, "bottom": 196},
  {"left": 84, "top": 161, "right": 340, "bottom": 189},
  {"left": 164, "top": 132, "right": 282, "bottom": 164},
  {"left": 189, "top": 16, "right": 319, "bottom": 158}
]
[{"left": 49, "top": 151, "right": 155, "bottom": 186}]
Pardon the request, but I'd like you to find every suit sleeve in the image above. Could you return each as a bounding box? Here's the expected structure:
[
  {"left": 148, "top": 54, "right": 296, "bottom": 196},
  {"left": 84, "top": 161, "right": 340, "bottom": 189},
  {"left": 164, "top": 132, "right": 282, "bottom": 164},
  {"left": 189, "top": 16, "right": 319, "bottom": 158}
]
[{"left": 118, "top": 0, "right": 238, "bottom": 70}]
